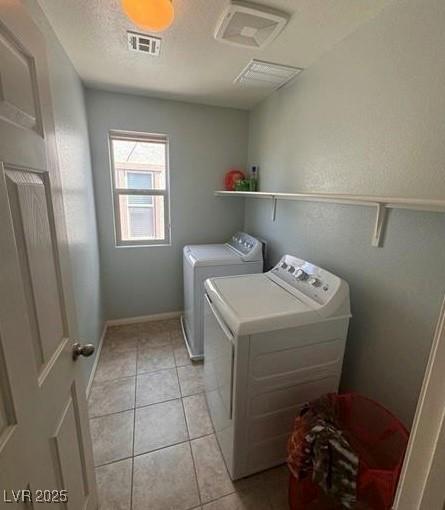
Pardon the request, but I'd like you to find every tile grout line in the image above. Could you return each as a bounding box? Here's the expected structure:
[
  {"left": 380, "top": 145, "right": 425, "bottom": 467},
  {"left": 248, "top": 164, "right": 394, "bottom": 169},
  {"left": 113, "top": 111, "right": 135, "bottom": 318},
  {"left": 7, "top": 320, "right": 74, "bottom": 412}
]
[
  {"left": 176, "top": 355, "right": 203, "bottom": 509},
  {"left": 129, "top": 337, "right": 140, "bottom": 510},
  {"left": 94, "top": 431, "right": 217, "bottom": 470},
  {"left": 90, "top": 394, "right": 179, "bottom": 420},
  {"left": 95, "top": 356, "right": 191, "bottom": 386},
  {"left": 89, "top": 406, "right": 135, "bottom": 421},
  {"left": 191, "top": 397, "right": 241, "bottom": 507},
  {"left": 95, "top": 453, "right": 134, "bottom": 469}
]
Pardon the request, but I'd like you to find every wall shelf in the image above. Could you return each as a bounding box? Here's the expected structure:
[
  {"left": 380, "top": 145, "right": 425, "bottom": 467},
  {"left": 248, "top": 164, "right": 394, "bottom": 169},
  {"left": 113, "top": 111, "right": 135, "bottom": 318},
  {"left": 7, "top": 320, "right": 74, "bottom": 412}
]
[{"left": 214, "top": 190, "right": 445, "bottom": 247}]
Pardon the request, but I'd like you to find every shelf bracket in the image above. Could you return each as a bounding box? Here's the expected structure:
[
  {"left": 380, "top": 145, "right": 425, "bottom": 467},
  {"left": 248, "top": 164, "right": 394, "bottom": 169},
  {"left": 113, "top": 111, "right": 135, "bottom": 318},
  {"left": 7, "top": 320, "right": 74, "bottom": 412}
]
[
  {"left": 372, "top": 203, "right": 388, "bottom": 247},
  {"left": 271, "top": 197, "right": 278, "bottom": 222}
]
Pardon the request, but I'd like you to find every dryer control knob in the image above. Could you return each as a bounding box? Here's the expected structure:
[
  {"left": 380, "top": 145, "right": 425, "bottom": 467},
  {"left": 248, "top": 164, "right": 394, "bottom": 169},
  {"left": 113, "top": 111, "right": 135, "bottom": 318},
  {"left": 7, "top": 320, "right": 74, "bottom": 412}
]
[{"left": 295, "top": 269, "right": 309, "bottom": 280}]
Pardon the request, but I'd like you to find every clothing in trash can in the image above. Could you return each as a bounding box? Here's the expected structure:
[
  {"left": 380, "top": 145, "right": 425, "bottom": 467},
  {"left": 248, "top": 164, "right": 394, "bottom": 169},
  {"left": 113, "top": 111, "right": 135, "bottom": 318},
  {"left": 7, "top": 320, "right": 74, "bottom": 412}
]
[{"left": 288, "top": 395, "right": 359, "bottom": 509}]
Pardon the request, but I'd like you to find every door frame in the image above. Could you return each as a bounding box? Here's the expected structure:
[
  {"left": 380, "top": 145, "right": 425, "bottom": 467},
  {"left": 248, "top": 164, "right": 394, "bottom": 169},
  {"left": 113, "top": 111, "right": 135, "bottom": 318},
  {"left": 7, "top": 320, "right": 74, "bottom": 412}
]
[{"left": 393, "top": 294, "right": 445, "bottom": 509}]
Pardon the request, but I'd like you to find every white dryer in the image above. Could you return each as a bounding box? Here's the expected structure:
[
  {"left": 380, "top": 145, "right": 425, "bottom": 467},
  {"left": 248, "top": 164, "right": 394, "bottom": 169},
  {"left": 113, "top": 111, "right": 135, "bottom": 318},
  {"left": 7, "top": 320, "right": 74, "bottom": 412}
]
[
  {"left": 182, "top": 232, "right": 263, "bottom": 360},
  {"left": 204, "top": 254, "right": 351, "bottom": 480}
]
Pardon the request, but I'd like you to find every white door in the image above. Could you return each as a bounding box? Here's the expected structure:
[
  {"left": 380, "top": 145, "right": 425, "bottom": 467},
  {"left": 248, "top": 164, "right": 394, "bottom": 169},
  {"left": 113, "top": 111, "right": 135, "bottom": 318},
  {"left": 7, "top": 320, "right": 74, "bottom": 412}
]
[
  {"left": 394, "top": 297, "right": 445, "bottom": 510},
  {"left": 0, "top": 2, "right": 97, "bottom": 509}
]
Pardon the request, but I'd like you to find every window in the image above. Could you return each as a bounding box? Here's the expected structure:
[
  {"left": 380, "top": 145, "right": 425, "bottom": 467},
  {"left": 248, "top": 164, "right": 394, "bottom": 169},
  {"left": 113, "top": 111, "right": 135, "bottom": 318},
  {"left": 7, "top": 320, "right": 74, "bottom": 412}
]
[{"left": 109, "top": 131, "right": 170, "bottom": 246}]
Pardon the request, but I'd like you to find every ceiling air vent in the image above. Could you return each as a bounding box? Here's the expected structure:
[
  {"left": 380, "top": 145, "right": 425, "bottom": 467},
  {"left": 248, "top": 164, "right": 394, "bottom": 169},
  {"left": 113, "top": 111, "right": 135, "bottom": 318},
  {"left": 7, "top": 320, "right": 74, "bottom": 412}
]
[
  {"left": 214, "top": 0, "right": 289, "bottom": 49},
  {"left": 235, "top": 59, "right": 303, "bottom": 90},
  {"left": 127, "top": 30, "right": 161, "bottom": 56}
]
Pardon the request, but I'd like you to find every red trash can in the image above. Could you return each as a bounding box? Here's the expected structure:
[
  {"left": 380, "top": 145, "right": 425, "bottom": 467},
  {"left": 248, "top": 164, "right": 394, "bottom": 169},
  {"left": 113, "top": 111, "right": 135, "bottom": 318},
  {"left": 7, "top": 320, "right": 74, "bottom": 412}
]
[{"left": 288, "top": 393, "right": 409, "bottom": 510}]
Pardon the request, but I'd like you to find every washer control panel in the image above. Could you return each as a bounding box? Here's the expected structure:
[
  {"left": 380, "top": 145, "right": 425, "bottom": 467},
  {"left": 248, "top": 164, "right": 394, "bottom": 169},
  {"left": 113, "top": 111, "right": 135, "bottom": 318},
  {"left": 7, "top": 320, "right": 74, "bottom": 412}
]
[
  {"left": 271, "top": 255, "right": 339, "bottom": 305},
  {"left": 227, "top": 232, "right": 261, "bottom": 259}
]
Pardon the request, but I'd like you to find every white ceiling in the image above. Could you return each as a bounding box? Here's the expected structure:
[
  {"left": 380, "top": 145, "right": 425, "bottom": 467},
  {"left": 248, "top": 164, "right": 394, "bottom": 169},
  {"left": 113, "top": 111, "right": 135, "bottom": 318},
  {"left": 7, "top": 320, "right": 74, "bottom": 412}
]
[{"left": 38, "top": 0, "right": 392, "bottom": 110}]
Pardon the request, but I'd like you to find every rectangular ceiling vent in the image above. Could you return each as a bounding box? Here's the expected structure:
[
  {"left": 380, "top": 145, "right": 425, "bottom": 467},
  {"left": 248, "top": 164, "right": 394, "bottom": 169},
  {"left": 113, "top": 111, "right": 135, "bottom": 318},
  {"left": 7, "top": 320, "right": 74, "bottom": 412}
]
[
  {"left": 127, "top": 30, "right": 161, "bottom": 56},
  {"left": 215, "top": 0, "right": 289, "bottom": 49},
  {"left": 235, "top": 59, "right": 303, "bottom": 90}
]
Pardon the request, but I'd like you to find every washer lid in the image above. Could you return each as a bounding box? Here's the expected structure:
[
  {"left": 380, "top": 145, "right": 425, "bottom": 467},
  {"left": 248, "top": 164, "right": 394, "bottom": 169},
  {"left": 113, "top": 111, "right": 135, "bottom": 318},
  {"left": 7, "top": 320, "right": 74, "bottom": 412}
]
[
  {"left": 205, "top": 273, "right": 320, "bottom": 336},
  {"left": 184, "top": 244, "right": 242, "bottom": 267}
]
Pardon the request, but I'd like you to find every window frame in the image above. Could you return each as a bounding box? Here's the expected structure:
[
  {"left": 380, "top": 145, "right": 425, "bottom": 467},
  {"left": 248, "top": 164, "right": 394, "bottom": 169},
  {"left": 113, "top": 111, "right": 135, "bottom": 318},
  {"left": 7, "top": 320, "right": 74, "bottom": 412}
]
[{"left": 109, "top": 130, "right": 171, "bottom": 247}]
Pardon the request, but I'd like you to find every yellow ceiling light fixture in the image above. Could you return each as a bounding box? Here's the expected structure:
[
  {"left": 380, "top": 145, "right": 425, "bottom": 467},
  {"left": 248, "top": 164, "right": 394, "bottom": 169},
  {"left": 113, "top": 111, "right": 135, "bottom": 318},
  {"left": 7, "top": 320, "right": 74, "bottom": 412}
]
[{"left": 122, "top": 0, "right": 174, "bottom": 32}]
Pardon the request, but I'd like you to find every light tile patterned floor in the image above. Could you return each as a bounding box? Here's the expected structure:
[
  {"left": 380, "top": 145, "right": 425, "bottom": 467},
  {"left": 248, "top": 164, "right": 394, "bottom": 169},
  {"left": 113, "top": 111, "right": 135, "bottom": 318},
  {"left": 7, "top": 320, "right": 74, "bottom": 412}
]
[{"left": 89, "top": 319, "right": 290, "bottom": 510}]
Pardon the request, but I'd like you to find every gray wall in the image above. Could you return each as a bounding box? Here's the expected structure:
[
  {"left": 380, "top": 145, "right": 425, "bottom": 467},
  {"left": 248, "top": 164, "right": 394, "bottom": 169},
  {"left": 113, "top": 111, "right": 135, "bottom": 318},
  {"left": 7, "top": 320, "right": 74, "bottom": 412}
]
[
  {"left": 246, "top": 0, "right": 445, "bottom": 426},
  {"left": 85, "top": 89, "right": 247, "bottom": 320},
  {"left": 25, "top": 1, "right": 103, "bottom": 384}
]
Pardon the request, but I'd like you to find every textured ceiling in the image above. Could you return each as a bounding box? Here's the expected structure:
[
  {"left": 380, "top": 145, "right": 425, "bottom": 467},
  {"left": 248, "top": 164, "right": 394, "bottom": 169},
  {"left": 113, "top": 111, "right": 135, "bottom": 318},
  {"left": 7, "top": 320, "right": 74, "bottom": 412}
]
[{"left": 38, "top": 0, "right": 392, "bottom": 109}]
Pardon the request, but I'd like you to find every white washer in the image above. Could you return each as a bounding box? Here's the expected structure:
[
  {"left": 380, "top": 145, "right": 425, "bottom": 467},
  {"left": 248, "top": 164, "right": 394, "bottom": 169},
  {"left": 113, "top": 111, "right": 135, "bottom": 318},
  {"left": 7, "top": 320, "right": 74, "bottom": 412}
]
[
  {"left": 204, "top": 254, "right": 351, "bottom": 480},
  {"left": 182, "top": 232, "right": 263, "bottom": 360}
]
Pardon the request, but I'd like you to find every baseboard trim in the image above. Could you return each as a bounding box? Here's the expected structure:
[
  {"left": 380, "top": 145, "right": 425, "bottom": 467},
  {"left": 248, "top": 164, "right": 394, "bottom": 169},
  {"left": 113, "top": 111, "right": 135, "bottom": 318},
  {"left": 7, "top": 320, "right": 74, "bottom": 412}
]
[
  {"left": 106, "top": 311, "right": 182, "bottom": 327},
  {"left": 86, "top": 324, "right": 107, "bottom": 397}
]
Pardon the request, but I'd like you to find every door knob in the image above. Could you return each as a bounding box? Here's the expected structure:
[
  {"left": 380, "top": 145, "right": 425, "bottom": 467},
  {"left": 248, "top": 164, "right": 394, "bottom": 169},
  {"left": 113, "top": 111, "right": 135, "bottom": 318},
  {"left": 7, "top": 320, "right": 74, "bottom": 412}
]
[{"left": 72, "top": 343, "right": 95, "bottom": 360}]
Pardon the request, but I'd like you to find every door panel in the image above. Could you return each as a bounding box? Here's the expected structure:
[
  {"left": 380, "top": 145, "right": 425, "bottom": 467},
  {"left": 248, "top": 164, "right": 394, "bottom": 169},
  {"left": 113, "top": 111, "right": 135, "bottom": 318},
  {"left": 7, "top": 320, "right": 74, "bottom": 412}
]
[
  {"left": 5, "top": 167, "right": 66, "bottom": 370},
  {"left": 0, "top": 336, "right": 15, "bottom": 440},
  {"left": 52, "top": 388, "right": 89, "bottom": 510},
  {"left": 0, "top": 3, "right": 96, "bottom": 509},
  {"left": 0, "top": 20, "right": 40, "bottom": 133},
  {"left": 0, "top": 392, "right": 7, "bottom": 438}
]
